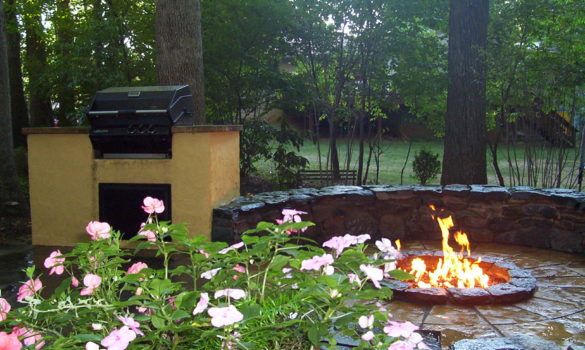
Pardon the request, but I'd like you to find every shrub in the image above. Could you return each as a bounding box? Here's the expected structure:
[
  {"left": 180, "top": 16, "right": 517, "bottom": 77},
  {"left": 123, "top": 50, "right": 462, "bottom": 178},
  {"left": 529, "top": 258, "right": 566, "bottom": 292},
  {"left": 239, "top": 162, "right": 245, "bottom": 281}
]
[
  {"left": 0, "top": 198, "right": 429, "bottom": 350},
  {"left": 412, "top": 149, "right": 441, "bottom": 185}
]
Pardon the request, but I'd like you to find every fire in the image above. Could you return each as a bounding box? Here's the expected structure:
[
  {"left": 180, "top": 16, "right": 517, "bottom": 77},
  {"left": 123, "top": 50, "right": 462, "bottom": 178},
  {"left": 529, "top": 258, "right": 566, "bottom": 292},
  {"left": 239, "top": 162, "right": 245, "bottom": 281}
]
[{"left": 405, "top": 206, "right": 490, "bottom": 289}]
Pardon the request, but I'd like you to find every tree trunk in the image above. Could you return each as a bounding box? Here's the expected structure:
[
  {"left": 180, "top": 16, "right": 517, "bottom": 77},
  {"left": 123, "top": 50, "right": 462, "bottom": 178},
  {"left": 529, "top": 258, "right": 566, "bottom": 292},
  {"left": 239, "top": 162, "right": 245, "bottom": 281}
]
[
  {"left": 24, "top": 3, "right": 52, "bottom": 127},
  {"left": 53, "top": 0, "right": 76, "bottom": 125},
  {"left": 4, "top": 0, "right": 28, "bottom": 147},
  {"left": 0, "top": 1, "right": 27, "bottom": 213},
  {"left": 441, "top": 0, "right": 488, "bottom": 185},
  {"left": 155, "top": 0, "right": 205, "bottom": 124}
]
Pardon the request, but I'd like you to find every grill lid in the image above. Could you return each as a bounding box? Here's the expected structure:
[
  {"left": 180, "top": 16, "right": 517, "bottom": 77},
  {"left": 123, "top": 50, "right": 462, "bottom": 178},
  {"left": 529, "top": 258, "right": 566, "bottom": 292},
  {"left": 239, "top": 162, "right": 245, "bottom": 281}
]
[
  {"left": 88, "top": 85, "right": 194, "bottom": 125},
  {"left": 87, "top": 85, "right": 195, "bottom": 159}
]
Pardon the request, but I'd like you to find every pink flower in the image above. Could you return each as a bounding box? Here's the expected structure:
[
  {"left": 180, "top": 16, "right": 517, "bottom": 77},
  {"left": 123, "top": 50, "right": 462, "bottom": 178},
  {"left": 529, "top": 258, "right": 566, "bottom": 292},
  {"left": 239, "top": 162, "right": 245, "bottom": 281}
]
[
  {"left": 199, "top": 249, "right": 210, "bottom": 258},
  {"left": 118, "top": 316, "right": 143, "bottom": 337},
  {"left": 43, "top": 250, "right": 65, "bottom": 275},
  {"left": 126, "top": 262, "right": 148, "bottom": 275},
  {"left": 137, "top": 224, "right": 156, "bottom": 242},
  {"left": 85, "top": 342, "right": 100, "bottom": 350},
  {"left": 275, "top": 209, "right": 307, "bottom": 234},
  {"left": 12, "top": 327, "right": 43, "bottom": 349},
  {"left": 383, "top": 321, "right": 419, "bottom": 339},
  {"left": 405, "top": 333, "right": 429, "bottom": 349},
  {"left": 200, "top": 268, "right": 221, "bottom": 280},
  {"left": 359, "top": 264, "right": 384, "bottom": 289},
  {"left": 388, "top": 341, "right": 414, "bottom": 350},
  {"left": 86, "top": 221, "right": 111, "bottom": 240},
  {"left": 361, "top": 331, "right": 375, "bottom": 342},
  {"left": 71, "top": 276, "right": 79, "bottom": 287},
  {"left": 192, "top": 292, "right": 209, "bottom": 315},
  {"left": 214, "top": 289, "right": 246, "bottom": 300},
  {"left": 208, "top": 305, "right": 244, "bottom": 327},
  {"left": 323, "top": 234, "right": 371, "bottom": 257},
  {"left": 219, "top": 242, "right": 244, "bottom": 254},
  {"left": 300, "top": 254, "right": 334, "bottom": 271},
  {"left": 347, "top": 273, "right": 360, "bottom": 284},
  {"left": 80, "top": 274, "right": 102, "bottom": 296},
  {"left": 17, "top": 279, "right": 42, "bottom": 302},
  {"left": 141, "top": 197, "right": 164, "bottom": 214},
  {"left": 137, "top": 306, "right": 152, "bottom": 316},
  {"left": 0, "top": 298, "right": 10, "bottom": 322},
  {"left": 0, "top": 332, "right": 22, "bottom": 350},
  {"left": 135, "top": 288, "right": 143, "bottom": 296},
  {"left": 100, "top": 326, "right": 136, "bottom": 350},
  {"left": 232, "top": 264, "right": 246, "bottom": 274}
]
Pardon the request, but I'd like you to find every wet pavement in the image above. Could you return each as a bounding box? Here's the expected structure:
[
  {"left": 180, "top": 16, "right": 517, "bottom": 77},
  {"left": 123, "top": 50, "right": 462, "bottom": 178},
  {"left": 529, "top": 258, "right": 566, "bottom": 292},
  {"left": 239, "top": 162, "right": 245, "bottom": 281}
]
[{"left": 386, "top": 241, "right": 585, "bottom": 349}]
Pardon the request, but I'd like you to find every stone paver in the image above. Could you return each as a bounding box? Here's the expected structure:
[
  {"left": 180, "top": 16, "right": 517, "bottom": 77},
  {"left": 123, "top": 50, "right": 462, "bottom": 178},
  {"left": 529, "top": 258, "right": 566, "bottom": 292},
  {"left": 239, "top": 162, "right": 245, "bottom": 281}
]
[{"left": 386, "top": 241, "right": 585, "bottom": 349}]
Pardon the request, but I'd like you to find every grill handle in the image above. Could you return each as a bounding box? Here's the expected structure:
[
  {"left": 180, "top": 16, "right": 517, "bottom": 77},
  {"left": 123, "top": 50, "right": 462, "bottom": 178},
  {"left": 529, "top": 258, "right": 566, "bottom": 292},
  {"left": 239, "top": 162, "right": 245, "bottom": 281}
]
[{"left": 88, "top": 109, "right": 168, "bottom": 116}]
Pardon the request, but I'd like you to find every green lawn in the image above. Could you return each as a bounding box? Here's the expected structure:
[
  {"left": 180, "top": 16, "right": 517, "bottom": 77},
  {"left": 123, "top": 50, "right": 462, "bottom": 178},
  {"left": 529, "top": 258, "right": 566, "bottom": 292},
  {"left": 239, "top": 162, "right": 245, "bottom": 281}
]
[{"left": 256, "top": 138, "right": 582, "bottom": 188}]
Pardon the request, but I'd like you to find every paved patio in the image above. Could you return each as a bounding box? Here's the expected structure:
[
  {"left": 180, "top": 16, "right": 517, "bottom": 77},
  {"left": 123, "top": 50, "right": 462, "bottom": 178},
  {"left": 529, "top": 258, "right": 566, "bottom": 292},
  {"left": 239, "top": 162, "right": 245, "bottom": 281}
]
[{"left": 387, "top": 241, "right": 585, "bottom": 349}]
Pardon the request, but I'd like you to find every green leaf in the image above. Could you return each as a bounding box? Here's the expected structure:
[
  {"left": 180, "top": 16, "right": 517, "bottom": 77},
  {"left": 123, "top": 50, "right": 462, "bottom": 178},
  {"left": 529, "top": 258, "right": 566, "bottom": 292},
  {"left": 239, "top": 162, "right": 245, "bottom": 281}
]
[
  {"left": 171, "top": 309, "right": 190, "bottom": 321},
  {"left": 388, "top": 269, "right": 414, "bottom": 281},
  {"left": 151, "top": 314, "right": 166, "bottom": 329},
  {"left": 239, "top": 304, "right": 261, "bottom": 319},
  {"left": 74, "top": 334, "right": 102, "bottom": 342}
]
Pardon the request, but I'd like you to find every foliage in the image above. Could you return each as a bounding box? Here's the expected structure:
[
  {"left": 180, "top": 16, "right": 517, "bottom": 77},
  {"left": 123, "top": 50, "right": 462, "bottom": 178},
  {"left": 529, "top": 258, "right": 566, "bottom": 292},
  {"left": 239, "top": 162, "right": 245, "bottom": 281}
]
[
  {"left": 240, "top": 119, "right": 308, "bottom": 187},
  {"left": 412, "top": 149, "right": 441, "bottom": 185},
  {"left": 0, "top": 199, "right": 428, "bottom": 349}
]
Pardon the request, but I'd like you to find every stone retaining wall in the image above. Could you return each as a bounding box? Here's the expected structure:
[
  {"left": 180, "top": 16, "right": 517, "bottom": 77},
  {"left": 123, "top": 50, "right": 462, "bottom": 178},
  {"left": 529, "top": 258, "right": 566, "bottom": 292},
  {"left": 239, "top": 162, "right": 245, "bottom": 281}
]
[{"left": 212, "top": 185, "right": 585, "bottom": 254}]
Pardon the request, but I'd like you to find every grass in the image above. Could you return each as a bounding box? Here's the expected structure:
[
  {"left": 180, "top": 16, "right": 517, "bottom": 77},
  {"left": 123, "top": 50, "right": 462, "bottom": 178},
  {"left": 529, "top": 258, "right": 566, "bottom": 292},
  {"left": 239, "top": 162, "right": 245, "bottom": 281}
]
[{"left": 256, "top": 138, "right": 582, "bottom": 188}]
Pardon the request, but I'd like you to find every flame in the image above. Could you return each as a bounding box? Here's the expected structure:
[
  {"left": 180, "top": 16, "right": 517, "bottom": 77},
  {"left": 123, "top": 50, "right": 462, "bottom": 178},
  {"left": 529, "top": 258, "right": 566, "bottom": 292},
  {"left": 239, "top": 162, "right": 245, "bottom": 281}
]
[{"left": 405, "top": 207, "right": 490, "bottom": 289}]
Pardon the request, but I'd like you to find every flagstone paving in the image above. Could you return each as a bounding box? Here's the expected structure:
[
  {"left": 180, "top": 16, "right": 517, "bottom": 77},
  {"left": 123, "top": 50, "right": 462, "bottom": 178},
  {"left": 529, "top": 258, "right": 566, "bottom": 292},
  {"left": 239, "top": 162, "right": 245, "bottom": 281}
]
[{"left": 386, "top": 241, "right": 585, "bottom": 349}]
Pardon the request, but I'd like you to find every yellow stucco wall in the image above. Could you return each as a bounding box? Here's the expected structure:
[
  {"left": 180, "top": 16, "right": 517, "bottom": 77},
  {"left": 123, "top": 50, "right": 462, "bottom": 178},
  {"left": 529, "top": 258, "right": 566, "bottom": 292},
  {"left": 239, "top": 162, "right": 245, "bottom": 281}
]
[{"left": 26, "top": 127, "right": 241, "bottom": 247}]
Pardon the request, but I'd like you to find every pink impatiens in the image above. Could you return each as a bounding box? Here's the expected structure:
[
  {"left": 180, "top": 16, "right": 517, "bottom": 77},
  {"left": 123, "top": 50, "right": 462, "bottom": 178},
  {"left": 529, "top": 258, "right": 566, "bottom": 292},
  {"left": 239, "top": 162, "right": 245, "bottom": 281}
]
[
  {"left": 192, "top": 292, "right": 209, "bottom": 315},
  {"left": 141, "top": 197, "right": 164, "bottom": 215},
  {"left": 275, "top": 209, "right": 308, "bottom": 234},
  {"left": 86, "top": 221, "right": 111, "bottom": 240},
  {"left": 17, "top": 279, "right": 42, "bottom": 302},
  {"left": 0, "top": 332, "right": 22, "bottom": 350},
  {"left": 207, "top": 305, "right": 244, "bottom": 327},
  {"left": 126, "top": 262, "right": 148, "bottom": 276},
  {"left": 0, "top": 298, "right": 10, "bottom": 322},
  {"left": 100, "top": 326, "right": 136, "bottom": 350},
  {"left": 323, "top": 234, "right": 371, "bottom": 257},
  {"left": 219, "top": 242, "right": 244, "bottom": 254},
  {"left": 43, "top": 250, "right": 65, "bottom": 275},
  {"left": 12, "top": 327, "right": 44, "bottom": 350},
  {"left": 300, "top": 254, "right": 334, "bottom": 272},
  {"left": 214, "top": 289, "right": 246, "bottom": 300},
  {"left": 118, "top": 316, "right": 143, "bottom": 337},
  {"left": 80, "top": 274, "right": 102, "bottom": 296}
]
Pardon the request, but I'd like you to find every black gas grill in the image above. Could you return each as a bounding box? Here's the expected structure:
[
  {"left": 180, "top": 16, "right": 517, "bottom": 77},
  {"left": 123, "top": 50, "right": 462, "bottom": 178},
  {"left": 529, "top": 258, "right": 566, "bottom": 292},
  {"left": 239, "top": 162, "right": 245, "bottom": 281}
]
[{"left": 88, "top": 85, "right": 194, "bottom": 159}]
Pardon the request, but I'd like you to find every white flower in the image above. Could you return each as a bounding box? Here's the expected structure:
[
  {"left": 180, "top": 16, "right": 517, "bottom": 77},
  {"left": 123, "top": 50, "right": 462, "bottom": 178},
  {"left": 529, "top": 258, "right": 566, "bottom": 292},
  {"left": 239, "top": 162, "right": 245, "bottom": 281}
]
[
  {"left": 323, "top": 265, "right": 334, "bottom": 275},
  {"left": 289, "top": 312, "right": 298, "bottom": 319},
  {"left": 214, "top": 289, "right": 247, "bottom": 300},
  {"left": 91, "top": 323, "right": 103, "bottom": 330},
  {"left": 359, "top": 264, "right": 384, "bottom": 289},
  {"left": 359, "top": 315, "right": 374, "bottom": 329},
  {"left": 329, "top": 289, "right": 341, "bottom": 298},
  {"left": 219, "top": 242, "right": 244, "bottom": 254},
  {"left": 201, "top": 268, "right": 221, "bottom": 280},
  {"left": 375, "top": 238, "right": 401, "bottom": 259}
]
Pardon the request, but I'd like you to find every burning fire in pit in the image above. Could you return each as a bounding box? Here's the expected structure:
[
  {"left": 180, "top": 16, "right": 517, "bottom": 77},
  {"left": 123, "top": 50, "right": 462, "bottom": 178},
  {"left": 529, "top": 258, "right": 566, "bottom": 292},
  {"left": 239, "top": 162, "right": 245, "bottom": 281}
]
[
  {"left": 383, "top": 206, "right": 537, "bottom": 305},
  {"left": 404, "top": 205, "right": 491, "bottom": 289}
]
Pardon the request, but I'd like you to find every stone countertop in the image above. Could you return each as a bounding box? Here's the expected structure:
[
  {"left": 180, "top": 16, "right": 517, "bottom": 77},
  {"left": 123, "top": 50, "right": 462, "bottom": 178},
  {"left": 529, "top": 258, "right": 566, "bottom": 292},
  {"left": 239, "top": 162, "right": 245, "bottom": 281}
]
[{"left": 22, "top": 125, "right": 243, "bottom": 135}]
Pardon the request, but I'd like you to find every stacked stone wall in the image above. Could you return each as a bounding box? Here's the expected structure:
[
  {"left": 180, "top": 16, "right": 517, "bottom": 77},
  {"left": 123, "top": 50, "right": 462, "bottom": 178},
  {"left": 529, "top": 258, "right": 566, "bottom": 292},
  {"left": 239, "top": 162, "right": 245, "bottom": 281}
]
[{"left": 212, "top": 185, "right": 585, "bottom": 254}]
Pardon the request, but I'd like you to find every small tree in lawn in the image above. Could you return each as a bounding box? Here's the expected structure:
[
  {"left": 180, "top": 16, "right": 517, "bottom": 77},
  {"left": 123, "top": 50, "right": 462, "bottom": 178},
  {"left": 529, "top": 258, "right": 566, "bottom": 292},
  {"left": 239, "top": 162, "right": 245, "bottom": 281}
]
[{"left": 413, "top": 149, "right": 441, "bottom": 185}]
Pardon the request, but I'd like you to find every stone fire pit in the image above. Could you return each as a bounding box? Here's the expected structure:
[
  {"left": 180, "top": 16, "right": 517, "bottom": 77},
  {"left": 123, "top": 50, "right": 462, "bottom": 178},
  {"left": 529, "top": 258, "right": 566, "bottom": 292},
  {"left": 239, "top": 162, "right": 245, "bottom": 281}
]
[{"left": 383, "top": 253, "right": 537, "bottom": 305}]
